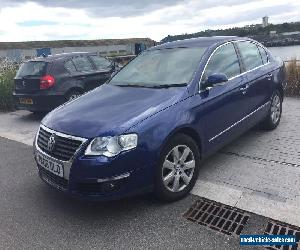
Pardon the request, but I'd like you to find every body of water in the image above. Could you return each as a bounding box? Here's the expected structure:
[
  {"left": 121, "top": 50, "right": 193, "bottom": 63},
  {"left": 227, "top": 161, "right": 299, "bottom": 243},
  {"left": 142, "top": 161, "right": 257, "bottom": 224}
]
[{"left": 268, "top": 45, "right": 300, "bottom": 61}]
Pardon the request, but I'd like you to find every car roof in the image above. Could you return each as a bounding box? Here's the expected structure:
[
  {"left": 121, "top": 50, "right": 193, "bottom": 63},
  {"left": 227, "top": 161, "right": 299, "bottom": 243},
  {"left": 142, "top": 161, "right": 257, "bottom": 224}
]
[
  {"left": 150, "top": 36, "right": 253, "bottom": 50},
  {"left": 29, "top": 52, "right": 99, "bottom": 62}
]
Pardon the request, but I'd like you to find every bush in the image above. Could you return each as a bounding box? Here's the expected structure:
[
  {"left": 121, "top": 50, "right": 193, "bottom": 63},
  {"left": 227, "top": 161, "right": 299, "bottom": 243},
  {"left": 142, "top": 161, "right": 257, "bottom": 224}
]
[
  {"left": 285, "top": 58, "right": 300, "bottom": 96},
  {"left": 0, "top": 59, "right": 17, "bottom": 111}
]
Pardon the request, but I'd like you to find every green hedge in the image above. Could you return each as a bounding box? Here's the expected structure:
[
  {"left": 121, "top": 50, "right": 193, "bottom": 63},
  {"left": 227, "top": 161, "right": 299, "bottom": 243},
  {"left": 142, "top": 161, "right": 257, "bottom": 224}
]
[{"left": 0, "top": 69, "right": 16, "bottom": 111}]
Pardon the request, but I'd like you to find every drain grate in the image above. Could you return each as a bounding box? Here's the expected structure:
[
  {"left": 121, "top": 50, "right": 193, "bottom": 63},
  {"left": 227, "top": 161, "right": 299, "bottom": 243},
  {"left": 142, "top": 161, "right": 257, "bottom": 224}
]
[
  {"left": 264, "top": 220, "right": 300, "bottom": 250},
  {"left": 183, "top": 198, "right": 250, "bottom": 236}
]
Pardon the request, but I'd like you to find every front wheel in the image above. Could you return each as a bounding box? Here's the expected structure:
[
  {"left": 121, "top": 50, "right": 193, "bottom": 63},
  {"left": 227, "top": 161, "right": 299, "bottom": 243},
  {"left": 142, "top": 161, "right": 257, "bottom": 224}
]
[
  {"left": 261, "top": 90, "right": 282, "bottom": 130},
  {"left": 154, "top": 134, "right": 200, "bottom": 202}
]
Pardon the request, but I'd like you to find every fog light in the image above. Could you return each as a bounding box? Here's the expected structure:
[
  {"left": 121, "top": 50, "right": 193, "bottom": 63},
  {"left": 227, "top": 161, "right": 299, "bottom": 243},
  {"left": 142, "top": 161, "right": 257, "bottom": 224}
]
[{"left": 102, "top": 182, "right": 117, "bottom": 192}]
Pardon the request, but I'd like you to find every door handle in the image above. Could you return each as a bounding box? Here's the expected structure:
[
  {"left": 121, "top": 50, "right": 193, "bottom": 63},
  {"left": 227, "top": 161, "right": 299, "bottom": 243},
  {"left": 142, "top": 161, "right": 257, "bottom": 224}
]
[
  {"left": 266, "top": 73, "right": 273, "bottom": 81},
  {"left": 240, "top": 84, "right": 249, "bottom": 95}
]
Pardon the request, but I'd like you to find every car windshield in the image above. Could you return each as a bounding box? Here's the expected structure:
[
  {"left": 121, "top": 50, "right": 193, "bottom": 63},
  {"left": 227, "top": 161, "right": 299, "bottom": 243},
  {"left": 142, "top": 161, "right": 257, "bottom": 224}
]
[
  {"left": 16, "top": 61, "right": 47, "bottom": 78},
  {"left": 109, "top": 47, "right": 207, "bottom": 87}
]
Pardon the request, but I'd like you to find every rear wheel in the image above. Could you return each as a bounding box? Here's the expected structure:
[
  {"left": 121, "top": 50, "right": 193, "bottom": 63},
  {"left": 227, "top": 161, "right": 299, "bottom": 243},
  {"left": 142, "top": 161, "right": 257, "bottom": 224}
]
[
  {"left": 261, "top": 90, "right": 282, "bottom": 130},
  {"left": 66, "top": 90, "right": 82, "bottom": 102},
  {"left": 154, "top": 134, "right": 200, "bottom": 202}
]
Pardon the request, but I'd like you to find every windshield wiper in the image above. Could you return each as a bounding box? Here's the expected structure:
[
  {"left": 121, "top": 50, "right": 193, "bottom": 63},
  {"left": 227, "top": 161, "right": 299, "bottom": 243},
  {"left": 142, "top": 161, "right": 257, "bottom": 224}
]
[
  {"left": 21, "top": 75, "right": 39, "bottom": 78},
  {"left": 114, "top": 84, "right": 153, "bottom": 88},
  {"left": 147, "top": 83, "right": 187, "bottom": 88},
  {"left": 114, "top": 83, "right": 187, "bottom": 88}
]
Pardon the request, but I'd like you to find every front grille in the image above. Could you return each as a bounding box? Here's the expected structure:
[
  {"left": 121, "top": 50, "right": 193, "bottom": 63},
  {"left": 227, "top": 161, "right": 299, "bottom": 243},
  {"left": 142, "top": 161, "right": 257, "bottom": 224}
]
[
  {"left": 39, "top": 167, "right": 68, "bottom": 191},
  {"left": 37, "top": 127, "right": 83, "bottom": 161}
]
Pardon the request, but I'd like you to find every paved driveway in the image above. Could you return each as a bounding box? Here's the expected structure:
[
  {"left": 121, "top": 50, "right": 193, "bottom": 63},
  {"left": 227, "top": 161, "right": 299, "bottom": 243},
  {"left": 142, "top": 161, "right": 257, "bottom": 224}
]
[
  {"left": 0, "top": 97, "right": 299, "bottom": 227},
  {"left": 193, "top": 97, "right": 300, "bottom": 226}
]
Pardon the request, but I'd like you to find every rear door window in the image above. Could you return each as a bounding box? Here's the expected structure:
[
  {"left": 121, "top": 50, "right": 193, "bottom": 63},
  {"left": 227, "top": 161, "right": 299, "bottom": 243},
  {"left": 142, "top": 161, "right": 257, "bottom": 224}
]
[
  {"left": 64, "top": 60, "right": 77, "bottom": 74},
  {"left": 72, "top": 56, "right": 94, "bottom": 72},
  {"left": 16, "top": 61, "right": 47, "bottom": 78},
  {"left": 89, "top": 55, "right": 112, "bottom": 70},
  {"left": 237, "top": 41, "right": 263, "bottom": 71},
  {"left": 201, "top": 43, "right": 241, "bottom": 83},
  {"left": 257, "top": 46, "right": 268, "bottom": 64}
]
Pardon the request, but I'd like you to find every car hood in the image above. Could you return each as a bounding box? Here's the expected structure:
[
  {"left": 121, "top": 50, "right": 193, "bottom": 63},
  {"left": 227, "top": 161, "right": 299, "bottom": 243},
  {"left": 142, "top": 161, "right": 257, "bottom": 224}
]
[{"left": 42, "top": 84, "right": 188, "bottom": 138}]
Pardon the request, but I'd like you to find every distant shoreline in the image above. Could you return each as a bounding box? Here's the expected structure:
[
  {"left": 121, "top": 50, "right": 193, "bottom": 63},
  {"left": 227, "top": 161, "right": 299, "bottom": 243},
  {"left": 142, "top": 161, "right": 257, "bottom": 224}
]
[{"left": 265, "top": 43, "right": 300, "bottom": 48}]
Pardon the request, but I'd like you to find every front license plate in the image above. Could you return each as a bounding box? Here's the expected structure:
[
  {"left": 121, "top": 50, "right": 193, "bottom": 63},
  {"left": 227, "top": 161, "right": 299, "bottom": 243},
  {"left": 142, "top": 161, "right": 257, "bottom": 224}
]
[
  {"left": 19, "top": 98, "right": 33, "bottom": 105},
  {"left": 37, "top": 152, "right": 64, "bottom": 178}
]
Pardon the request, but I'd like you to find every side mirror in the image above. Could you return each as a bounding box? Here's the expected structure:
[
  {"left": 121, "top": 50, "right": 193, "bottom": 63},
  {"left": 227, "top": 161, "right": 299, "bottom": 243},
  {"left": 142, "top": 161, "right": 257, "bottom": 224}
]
[{"left": 202, "top": 73, "right": 228, "bottom": 89}]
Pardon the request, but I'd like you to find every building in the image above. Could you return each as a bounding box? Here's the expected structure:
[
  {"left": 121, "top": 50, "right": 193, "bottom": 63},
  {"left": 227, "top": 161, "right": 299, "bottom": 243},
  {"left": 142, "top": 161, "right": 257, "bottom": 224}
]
[
  {"left": 269, "top": 31, "right": 277, "bottom": 37},
  {"left": 281, "top": 31, "right": 300, "bottom": 36},
  {"left": 0, "top": 38, "right": 156, "bottom": 62},
  {"left": 262, "top": 16, "right": 269, "bottom": 28}
]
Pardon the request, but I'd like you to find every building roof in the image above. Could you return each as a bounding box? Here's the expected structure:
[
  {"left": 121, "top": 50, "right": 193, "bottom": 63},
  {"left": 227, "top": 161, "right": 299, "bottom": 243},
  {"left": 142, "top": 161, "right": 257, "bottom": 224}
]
[{"left": 0, "top": 38, "right": 156, "bottom": 50}]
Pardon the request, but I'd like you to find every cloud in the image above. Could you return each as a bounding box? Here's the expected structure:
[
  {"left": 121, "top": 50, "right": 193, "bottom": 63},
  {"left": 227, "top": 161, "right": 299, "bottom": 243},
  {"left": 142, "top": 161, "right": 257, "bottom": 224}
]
[
  {"left": 0, "top": 0, "right": 299, "bottom": 42},
  {"left": 0, "top": 0, "right": 186, "bottom": 17}
]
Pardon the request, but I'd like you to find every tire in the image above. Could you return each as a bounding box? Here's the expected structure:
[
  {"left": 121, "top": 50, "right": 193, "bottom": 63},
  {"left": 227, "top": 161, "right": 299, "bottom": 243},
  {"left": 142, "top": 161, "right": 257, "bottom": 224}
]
[
  {"left": 154, "top": 134, "right": 201, "bottom": 202},
  {"left": 66, "top": 90, "right": 82, "bottom": 102},
  {"left": 261, "top": 90, "right": 282, "bottom": 130},
  {"left": 31, "top": 111, "right": 46, "bottom": 116}
]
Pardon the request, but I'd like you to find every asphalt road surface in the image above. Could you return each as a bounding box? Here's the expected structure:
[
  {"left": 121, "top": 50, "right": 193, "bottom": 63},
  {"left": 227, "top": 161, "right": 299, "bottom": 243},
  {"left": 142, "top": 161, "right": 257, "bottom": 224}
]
[{"left": 0, "top": 137, "right": 267, "bottom": 250}]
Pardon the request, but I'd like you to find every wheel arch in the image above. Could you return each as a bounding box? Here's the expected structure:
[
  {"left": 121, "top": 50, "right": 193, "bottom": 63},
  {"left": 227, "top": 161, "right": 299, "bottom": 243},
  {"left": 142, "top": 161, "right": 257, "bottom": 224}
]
[
  {"left": 65, "top": 87, "right": 84, "bottom": 96},
  {"left": 160, "top": 126, "right": 203, "bottom": 159}
]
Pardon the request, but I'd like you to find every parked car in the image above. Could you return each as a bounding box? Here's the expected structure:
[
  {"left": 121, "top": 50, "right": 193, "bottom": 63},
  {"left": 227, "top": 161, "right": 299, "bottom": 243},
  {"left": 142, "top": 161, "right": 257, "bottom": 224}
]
[
  {"left": 13, "top": 52, "right": 117, "bottom": 112},
  {"left": 33, "top": 37, "right": 285, "bottom": 202}
]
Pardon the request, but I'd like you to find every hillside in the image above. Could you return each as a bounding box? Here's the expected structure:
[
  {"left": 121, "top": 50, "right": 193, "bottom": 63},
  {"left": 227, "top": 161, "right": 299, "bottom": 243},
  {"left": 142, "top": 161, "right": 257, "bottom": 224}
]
[
  {"left": 161, "top": 22, "right": 300, "bottom": 45},
  {"left": 0, "top": 38, "right": 156, "bottom": 50}
]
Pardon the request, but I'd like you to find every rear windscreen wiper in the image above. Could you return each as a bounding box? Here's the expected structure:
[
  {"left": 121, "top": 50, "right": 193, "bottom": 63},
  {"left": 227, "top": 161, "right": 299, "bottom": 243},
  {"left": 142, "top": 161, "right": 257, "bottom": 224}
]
[{"left": 21, "top": 75, "right": 39, "bottom": 78}]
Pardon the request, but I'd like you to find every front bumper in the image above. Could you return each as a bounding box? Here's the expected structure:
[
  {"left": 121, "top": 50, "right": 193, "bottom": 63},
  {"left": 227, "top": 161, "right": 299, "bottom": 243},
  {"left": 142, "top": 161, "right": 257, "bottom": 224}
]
[
  {"left": 13, "top": 92, "right": 65, "bottom": 112},
  {"left": 33, "top": 136, "right": 155, "bottom": 201}
]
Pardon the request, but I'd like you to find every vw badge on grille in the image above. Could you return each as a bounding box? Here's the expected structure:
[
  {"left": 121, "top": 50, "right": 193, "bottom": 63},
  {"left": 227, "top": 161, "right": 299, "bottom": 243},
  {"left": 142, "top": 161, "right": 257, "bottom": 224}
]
[{"left": 47, "top": 134, "right": 56, "bottom": 152}]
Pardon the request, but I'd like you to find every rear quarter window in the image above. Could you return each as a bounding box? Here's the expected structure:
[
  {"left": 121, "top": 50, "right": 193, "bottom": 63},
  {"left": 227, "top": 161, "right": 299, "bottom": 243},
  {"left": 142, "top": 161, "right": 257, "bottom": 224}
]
[
  {"left": 16, "top": 61, "right": 47, "bottom": 78},
  {"left": 237, "top": 41, "right": 263, "bottom": 71},
  {"left": 64, "top": 60, "right": 77, "bottom": 74}
]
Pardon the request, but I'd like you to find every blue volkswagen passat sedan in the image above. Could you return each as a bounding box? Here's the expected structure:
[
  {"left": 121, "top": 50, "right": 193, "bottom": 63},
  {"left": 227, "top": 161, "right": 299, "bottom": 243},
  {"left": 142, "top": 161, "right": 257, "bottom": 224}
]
[{"left": 34, "top": 37, "right": 285, "bottom": 201}]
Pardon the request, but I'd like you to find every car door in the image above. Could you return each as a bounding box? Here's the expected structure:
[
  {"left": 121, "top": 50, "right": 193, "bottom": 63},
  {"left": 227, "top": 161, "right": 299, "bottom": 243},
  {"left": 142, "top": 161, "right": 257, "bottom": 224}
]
[
  {"left": 195, "top": 42, "right": 248, "bottom": 150},
  {"left": 72, "top": 55, "right": 101, "bottom": 91},
  {"left": 235, "top": 41, "right": 271, "bottom": 117},
  {"left": 88, "top": 55, "right": 114, "bottom": 86}
]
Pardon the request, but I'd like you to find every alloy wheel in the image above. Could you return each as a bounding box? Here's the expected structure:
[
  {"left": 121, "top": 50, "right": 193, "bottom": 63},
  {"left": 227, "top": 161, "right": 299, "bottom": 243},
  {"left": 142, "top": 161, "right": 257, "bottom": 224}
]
[
  {"left": 270, "top": 94, "right": 281, "bottom": 124},
  {"left": 162, "top": 145, "right": 196, "bottom": 192}
]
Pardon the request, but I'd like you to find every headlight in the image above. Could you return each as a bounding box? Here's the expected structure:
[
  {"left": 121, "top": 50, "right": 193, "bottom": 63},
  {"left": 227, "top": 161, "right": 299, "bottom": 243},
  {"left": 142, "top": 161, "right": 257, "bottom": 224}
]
[{"left": 85, "top": 134, "right": 138, "bottom": 157}]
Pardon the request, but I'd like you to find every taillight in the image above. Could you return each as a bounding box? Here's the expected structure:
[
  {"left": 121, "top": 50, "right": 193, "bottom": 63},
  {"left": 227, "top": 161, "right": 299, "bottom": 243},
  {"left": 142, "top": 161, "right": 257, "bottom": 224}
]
[{"left": 40, "top": 75, "right": 55, "bottom": 89}]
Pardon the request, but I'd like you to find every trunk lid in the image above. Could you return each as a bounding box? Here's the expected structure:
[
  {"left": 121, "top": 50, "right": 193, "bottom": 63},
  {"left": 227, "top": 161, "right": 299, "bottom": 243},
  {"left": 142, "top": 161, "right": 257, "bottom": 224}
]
[{"left": 14, "top": 61, "right": 49, "bottom": 93}]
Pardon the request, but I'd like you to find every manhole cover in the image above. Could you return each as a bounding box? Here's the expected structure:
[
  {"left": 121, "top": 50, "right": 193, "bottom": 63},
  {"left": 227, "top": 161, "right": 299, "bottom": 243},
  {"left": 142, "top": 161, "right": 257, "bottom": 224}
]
[
  {"left": 183, "top": 198, "right": 250, "bottom": 236},
  {"left": 264, "top": 220, "right": 300, "bottom": 250}
]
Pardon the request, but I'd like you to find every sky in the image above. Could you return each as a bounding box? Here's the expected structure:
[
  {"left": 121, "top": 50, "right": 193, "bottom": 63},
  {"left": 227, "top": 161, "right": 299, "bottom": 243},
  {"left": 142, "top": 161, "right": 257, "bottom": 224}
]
[{"left": 0, "top": 0, "right": 299, "bottom": 42}]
